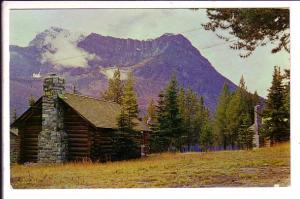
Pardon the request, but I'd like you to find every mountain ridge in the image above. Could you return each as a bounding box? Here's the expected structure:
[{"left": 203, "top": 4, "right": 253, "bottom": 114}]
[{"left": 10, "top": 27, "right": 237, "bottom": 117}]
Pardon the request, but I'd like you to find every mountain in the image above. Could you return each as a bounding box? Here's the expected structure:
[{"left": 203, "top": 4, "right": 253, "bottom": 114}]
[{"left": 10, "top": 27, "right": 237, "bottom": 118}]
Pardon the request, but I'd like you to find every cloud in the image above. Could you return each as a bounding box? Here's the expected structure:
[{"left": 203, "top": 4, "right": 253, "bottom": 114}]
[{"left": 40, "top": 29, "right": 100, "bottom": 68}]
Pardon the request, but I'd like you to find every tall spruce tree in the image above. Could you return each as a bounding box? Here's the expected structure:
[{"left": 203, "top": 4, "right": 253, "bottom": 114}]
[
  {"left": 214, "top": 83, "right": 231, "bottom": 149},
  {"left": 226, "top": 91, "right": 242, "bottom": 148},
  {"left": 197, "top": 97, "right": 213, "bottom": 152},
  {"left": 262, "top": 66, "right": 289, "bottom": 145},
  {"left": 178, "top": 88, "right": 199, "bottom": 150},
  {"left": 101, "top": 68, "right": 124, "bottom": 104},
  {"left": 155, "top": 90, "right": 168, "bottom": 151},
  {"left": 115, "top": 72, "right": 140, "bottom": 160},
  {"left": 199, "top": 112, "right": 213, "bottom": 152},
  {"left": 224, "top": 75, "right": 257, "bottom": 149},
  {"left": 157, "top": 74, "right": 182, "bottom": 151},
  {"left": 237, "top": 113, "right": 253, "bottom": 149},
  {"left": 144, "top": 98, "right": 161, "bottom": 153},
  {"left": 185, "top": 88, "right": 199, "bottom": 149},
  {"left": 118, "top": 72, "right": 138, "bottom": 130}
]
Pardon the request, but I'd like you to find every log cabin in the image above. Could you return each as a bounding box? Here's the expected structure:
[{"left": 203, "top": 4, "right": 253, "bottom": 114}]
[{"left": 10, "top": 74, "right": 150, "bottom": 164}]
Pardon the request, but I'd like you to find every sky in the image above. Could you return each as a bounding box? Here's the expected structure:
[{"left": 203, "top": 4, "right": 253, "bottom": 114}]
[{"left": 9, "top": 9, "right": 290, "bottom": 98}]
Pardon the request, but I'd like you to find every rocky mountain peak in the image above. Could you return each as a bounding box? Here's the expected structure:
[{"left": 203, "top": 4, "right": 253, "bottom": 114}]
[{"left": 10, "top": 28, "right": 237, "bottom": 117}]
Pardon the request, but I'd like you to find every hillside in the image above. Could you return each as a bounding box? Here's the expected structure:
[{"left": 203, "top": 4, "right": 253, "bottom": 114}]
[
  {"left": 11, "top": 143, "right": 290, "bottom": 188},
  {"left": 10, "top": 27, "right": 237, "bottom": 117}
]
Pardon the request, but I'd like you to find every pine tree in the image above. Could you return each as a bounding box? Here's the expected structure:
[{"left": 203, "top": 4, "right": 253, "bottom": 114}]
[
  {"left": 237, "top": 113, "right": 253, "bottom": 149},
  {"left": 178, "top": 88, "right": 203, "bottom": 150},
  {"left": 177, "top": 88, "right": 188, "bottom": 149},
  {"left": 115, "top": 72, "right": 140, "bottom": 160},
  {"left": 155, "top": 91, "right": 168, "bottom": 151},
  {"left": 225, "top": 76, "right": 257, "bottom": 149},
  {"left": 117, "top": 72, "right": 138, "bottom": 132},
  {"left": 214, "top": 83, "right": 231, "bottom": 149},
  {"left": 263, "top": 66, "right": 289, "bottom": 145},
  {"left": 144, "top": 98, "right": 161, "bottom": 153},
  {"left": 194, "top": 96, "right": 206, "bottom": 142},
  {"left": 177, "top": 88, "right": 186, "bottom": 126},
  {"left": 199, "top": 114, "right": 213, "bottom": 152},
  {"left": 101, "top": 68, "right": 124, "bottom": 104},
  {"left": 253, "top": 91, "right": 259, "bottom": 106},
  {"left": 226, "top": 91, "right": 241, "bottom": 148},
  {"left": 164, "top": 74, "right": 182, "bottom": 150},
  {"left": 156, "top": 74, "right": 182, "bottom": 151},
  {"left": 28, "top": 94, "right": 35, "bottom": 107},
  {"left": 185, "top": 88, "right": 199, "bottom": 149}
]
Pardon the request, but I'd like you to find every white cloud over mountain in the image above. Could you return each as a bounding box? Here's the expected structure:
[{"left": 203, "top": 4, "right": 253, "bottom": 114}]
[{"left": 30, "top": 27, "right": 100, "bottom": 68}]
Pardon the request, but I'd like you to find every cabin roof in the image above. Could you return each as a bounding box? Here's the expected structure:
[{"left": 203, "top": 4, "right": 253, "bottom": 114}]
[
  {"left": 60, "top": 93, "right": 150, "bottom": 131},
  {"left": 11, "top": 93, "right": 150, "bottom": 132}
]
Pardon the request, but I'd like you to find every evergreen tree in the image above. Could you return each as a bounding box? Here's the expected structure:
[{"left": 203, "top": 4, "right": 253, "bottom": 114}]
[
  {"left": 156, "top": 74, "right": 182, "bottom": 151},
  {"left": 184, "top": 88, "right": 199, "bottom": 149},
  {"left": 101, "top": 68, "right": 124, "bottom": 104},
  {"left": 214, "top": 83, "right": 231, "bottom": 149},
  {"left": 115, "top": 72, "right": 140, "bottom": 160},
  {"left": 262, "top": 66, "right": 289, "bottom": 145},
  {"left": 144, "top": 98, "right": 161, "bottom": 153},
  {"left": 121, "top": 72, "right": 139, "bottom": 129},
  {"left": 237, "top": 113, "right": 253, "bottom": 149},
  {"left": 226, "top": 91, "right": 241, "bottom": 148},
  {"left": 177, "top": 88, "right": 186, "bottom": 126},
  {"left": 178, "top": 87, "right": 200, "bottom": 150},
  {"left": 197, "top": 96, "right": 213, "bottom": 152},
  {"left": 226, "top": 76, "right": 257, "bottom": 149},
  {"left": 202, "top": 8, "right": 289, "bottom": 57},
  {"left": 177, "top": 87, "right": 213, "bottom": 151},
  {"left": 164, "top": 74, "right": 182, "bottom": 150},
  {"left": 253, "top": 91, "right": 260, "bottom": 106},
  {"left": 199, "top": 115, "right": 213, "bottom": 152},
  {"left": 28, "top": 94, "right": 35, "bottom": 107},
  {"left": 155, "top": 91, "right": 168, "bottom": 151}
]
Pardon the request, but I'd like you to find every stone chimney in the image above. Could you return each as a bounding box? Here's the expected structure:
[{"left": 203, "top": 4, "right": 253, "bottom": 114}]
[
  {"left": 253, "top": 105, "right": 262, "bottom": 148},
  {"left": 37, "top": 74, "right": 68, "bottom": 163}
]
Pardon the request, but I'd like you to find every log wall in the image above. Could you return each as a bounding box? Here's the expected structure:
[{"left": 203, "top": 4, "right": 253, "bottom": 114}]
[
  {"left": 10, "top": 132, "right": 20, "bottom": 163},
  {"left": 92, "top": 128, "right": 115, "bottom": 162},
  {"left": 64, "top": 106, "right": 91, "bottom": 161},
  {"left": 19, "top": 109, "right": 42, "bottom": 163}
]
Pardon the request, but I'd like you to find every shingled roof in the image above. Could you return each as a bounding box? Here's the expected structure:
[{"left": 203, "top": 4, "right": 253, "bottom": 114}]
[{"left": 60, "top": 93, "right": 150, "bottom": 132}]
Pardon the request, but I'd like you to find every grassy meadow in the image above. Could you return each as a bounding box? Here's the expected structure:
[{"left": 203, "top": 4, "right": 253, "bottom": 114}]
[{"left": 11, "top": 142, "right": 290, "bottom": 188}]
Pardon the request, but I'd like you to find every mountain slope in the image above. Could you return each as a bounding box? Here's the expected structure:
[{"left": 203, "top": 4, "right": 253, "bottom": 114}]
[{"left": 10, "top": 27, "right": 237, "bottom": 117}]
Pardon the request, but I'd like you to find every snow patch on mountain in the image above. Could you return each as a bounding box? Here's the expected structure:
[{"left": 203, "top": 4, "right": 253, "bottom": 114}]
[{"left": 100, "top": 67, "right": 129, "bottom": 80}]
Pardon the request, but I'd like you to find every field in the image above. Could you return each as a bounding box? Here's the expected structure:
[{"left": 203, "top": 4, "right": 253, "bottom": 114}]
[{"left": 11, "top": 143, "right": 290, "bottom": 188}]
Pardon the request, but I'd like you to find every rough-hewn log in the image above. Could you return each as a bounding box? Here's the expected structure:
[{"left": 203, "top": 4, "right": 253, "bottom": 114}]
[
  {"left": 22, "top": 137, "right": 38, "bottom": 142},
  {"left": 21, "top": 145, "right": 37, "bottom": 149},
  {"left": 68, "top": 147, "right": 89, "bottom": 152},
  {"left": 67, "top": 134, "right": 89, "bottom": 138},
  {"left": 68, "top": 137, "right": 89, "bottom": 142}
]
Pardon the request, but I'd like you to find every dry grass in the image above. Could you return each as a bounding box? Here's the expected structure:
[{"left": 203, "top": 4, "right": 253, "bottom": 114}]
[{"left": 11, "top": 142, "right": 290, "bottom": 188}]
